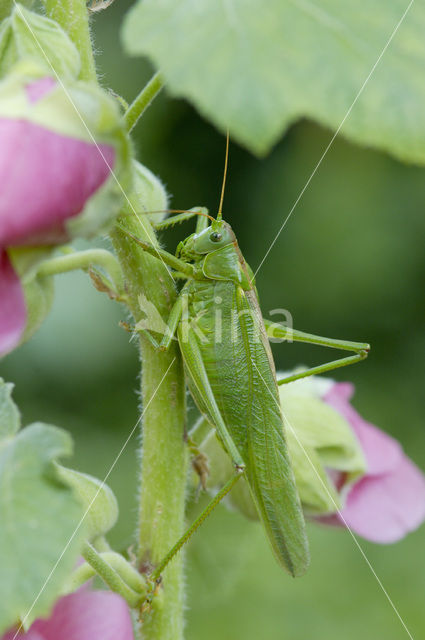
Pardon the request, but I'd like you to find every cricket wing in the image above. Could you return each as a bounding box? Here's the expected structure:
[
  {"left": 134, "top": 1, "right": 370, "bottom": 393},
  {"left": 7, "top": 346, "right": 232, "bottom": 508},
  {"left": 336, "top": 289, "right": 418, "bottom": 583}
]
[{"left": 239, "top": 289, "right": 310, "bottom": 576}]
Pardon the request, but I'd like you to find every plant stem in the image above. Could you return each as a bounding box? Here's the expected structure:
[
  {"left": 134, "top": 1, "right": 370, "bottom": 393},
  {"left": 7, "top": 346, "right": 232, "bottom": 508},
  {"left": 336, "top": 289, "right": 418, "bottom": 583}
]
[
  {"left": 124, "top": 72, "right": 164, "bottom": 132},
  {"left": 110, "top": 209, "right": 188, "bottom": 640},
  {"left": 36, "top": 248, "right": 125, "bottom": 296},
  {"left": 37, "top": 249, "right": 121, "bottom": 279},
  {"left": 42, "top": 0, "right": 97, "bottom": 82}
]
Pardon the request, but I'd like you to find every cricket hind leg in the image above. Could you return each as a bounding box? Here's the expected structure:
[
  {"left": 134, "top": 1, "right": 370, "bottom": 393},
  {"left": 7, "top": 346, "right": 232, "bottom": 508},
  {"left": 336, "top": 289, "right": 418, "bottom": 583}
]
[
  {"left": 263, "top": 320, "right": 370, "bottom": 385},
  {"left": 149, "top": 468, "right": 243, "bottom": 582}
]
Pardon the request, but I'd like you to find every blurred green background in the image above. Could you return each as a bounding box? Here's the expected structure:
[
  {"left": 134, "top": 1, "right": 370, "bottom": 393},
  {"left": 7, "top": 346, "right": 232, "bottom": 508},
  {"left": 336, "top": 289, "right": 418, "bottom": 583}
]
[{"left": 2, "top": 3, "right": 425, "bottom": 638}]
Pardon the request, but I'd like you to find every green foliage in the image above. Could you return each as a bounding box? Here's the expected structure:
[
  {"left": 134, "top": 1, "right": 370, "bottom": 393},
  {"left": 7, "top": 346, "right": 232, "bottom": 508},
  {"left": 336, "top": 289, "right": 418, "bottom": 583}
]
[
  {"left": 0, "top": 426, "right": 86, "bottom": 632},
  {"left": 0, "top": 379, "right": 123, "bottom": 632},
  {"left": 122, "top": 0, "right": 425, "bottom": 161},
  {"left": 55, "top": 464, "right": 119, "bottom": 541},
  {"left": 0, "top": 386, "right": 88, "bottom": 634},
  {"left": 0, "top": 5, "right": 81, "bottom": 80}
]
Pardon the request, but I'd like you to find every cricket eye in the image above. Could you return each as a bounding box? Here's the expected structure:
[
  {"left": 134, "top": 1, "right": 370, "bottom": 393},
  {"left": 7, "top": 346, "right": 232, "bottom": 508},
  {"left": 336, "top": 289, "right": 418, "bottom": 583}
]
[{"left": 210, "top": 232, "right": 222, "bottom": 242}]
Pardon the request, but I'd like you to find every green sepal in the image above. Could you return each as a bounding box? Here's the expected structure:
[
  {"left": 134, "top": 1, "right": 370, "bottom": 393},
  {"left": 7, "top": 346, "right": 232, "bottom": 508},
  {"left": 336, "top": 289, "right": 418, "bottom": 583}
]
[
  {"left": 0, "top": 5, "right": 80, "bottom": 81},
  {"left": 0, "top": 0, "right": 33, "bottom": 23},
  {"left": 54, "top": 464, "right": 119, "bottom": 541},
  {"left": 8, "top": 246, "right": 55, "bottom": 346},
  {"left": 0, "top": 59, "right": 126, "bottom": 143}
]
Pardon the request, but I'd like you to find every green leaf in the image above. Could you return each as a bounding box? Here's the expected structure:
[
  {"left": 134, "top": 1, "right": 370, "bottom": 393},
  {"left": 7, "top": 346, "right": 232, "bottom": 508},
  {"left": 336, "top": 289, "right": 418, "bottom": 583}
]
[
  {"left": 0, "top": 378, "right": 20, "bottom": 438},
  {"left": 0, "top": 423, "right": 87, "bottom": 634},
  {"left": 55, "top": 465, "right": 119, "bottom": 541},
  {"left": 122, "top": 0, "right": 425, "bottom": 161}
]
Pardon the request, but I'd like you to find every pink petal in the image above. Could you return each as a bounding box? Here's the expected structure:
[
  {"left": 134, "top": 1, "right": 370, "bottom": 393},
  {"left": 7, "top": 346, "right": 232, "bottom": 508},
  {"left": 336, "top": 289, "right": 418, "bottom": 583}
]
[
  {"left": 31, "top": 591, "right": 134, "bottom": 640},
  {"left": 324, "top": 382, "right": 402, "bottom": 475},
  {"left": 0, "top": 119, "right": 115, "bottom": 246},
  {"left": 2, "top": 630, "right": 46, "bottom": 640},
  {"left": 0, "top": 250, "right": 26, "bottom": 356},
  {"left": 333, "top": 454, "right": 425, "bottom": 543},
  {"left": 25, "top": 78, "right": 56, "bottom": 104}
]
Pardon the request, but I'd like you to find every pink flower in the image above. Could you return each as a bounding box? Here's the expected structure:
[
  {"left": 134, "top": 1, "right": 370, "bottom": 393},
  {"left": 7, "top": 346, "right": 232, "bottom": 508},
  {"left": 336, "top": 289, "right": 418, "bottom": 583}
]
[
  {"left": 0, "top": 70, "right": 126, "bottom": 357},
  {"left": 0, "top": 78, "right": 115, "bottom": 247},
  {"left": 0, "top": 251, "right": 26, "bottom": 356},
  {"left": 2, "top": 590, "right": 134, "bottom": 640},
  {"left": 320, "top": 382, "right": 425, "bottom": 543}
]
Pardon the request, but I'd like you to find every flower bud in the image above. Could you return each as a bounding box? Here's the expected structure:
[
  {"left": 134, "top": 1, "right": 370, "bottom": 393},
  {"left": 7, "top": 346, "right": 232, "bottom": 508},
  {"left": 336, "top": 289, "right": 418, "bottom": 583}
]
[
  {"left": 0, "top": 60, "right": 131, "bottom": 356},
  {"left": 0, "top": 60, "right": 131, "bottom": 245},
  {"left": 195, "top": 368, "right": 425, "bottom": 546},
  {"left": 0, "top": 5, "right": 80, "bottom": 81},
  {"left": 201, "top": 372, "right": 425, "bottom": 544}
]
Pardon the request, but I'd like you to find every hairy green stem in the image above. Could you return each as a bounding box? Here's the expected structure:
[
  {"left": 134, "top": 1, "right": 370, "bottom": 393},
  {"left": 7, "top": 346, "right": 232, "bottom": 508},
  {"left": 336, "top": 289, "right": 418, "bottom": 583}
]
[
  {"left": 36, "top": 248, "right": 124, "bottom": 295},
  {"left": 124, "top": 72, "right": 164, "bottom": 132},
  {"left": 37, "top": 248, "right": 122, "bottom": 279},
  {"left": 110, "top": 209, "right": 188, "bottom": 640},
  {"left": 42, "top": 0, "right": 97, "bottom": 82}
]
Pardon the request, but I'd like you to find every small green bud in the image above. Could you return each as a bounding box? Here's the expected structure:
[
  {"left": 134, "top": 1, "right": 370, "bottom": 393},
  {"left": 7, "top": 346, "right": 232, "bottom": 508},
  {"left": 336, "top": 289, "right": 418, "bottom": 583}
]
[
  {"left": 123, "top": 160, "right": 169, "bottom": 224},
  {"left": 0, "top": 5, "right": 80, "bottom": 80},
  {"left": 0, "top": 378, "right": 21, "bottom": 437},
  {"left": 55, "top": 465, "right": 119, "bottom": 541}
]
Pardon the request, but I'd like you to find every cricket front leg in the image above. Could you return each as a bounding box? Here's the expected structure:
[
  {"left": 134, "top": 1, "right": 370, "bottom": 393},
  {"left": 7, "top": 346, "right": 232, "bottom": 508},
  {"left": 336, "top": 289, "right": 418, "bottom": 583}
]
[
  {"left": 115, "top": 223, "right": 196, "bottom": 276},
  {"left": 152, "top": 207, "right": 210, "bottom": 232},
  {"left": 263, "top": 319, "right": 370, "bottom": 385}
]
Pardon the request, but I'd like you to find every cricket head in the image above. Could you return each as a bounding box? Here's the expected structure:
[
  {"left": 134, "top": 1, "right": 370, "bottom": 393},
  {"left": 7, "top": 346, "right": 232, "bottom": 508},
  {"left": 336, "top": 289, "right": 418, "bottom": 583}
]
[
  {"left": 177, "top": 219, "right": 235, "bottom": 262},
  {"left": 193, "top": 219, "right": 235, "bottom": 253}
]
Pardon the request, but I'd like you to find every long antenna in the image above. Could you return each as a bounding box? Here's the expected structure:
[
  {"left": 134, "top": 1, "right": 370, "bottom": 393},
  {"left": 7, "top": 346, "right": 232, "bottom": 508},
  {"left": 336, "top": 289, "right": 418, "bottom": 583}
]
[{"left": 217, "top": 130, "right": 229, "bottom": 221}]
